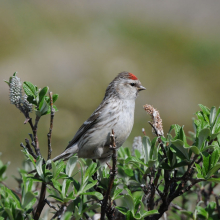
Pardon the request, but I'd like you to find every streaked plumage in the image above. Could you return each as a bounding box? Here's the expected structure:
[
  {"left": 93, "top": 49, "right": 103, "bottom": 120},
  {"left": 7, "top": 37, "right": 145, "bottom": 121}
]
[{"left": 52, "top": 71, "right": 145, "bottom": 163}]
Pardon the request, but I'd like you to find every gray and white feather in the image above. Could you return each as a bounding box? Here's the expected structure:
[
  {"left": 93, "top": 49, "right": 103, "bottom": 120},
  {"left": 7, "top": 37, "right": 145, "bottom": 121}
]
[{"left": 52, "top": 71, "right": 146, "bottom": 163}]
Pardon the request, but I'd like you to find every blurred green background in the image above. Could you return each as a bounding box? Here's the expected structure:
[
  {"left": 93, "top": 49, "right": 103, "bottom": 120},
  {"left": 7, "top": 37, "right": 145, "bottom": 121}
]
[{"left": 1, "top": 0, "right": 220, "bottom": 187}]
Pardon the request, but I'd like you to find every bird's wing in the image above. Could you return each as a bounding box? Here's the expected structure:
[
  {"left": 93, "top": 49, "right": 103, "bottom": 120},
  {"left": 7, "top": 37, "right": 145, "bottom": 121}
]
[{"left": 65, "top": 100, "right": 107, "bottom": 150}]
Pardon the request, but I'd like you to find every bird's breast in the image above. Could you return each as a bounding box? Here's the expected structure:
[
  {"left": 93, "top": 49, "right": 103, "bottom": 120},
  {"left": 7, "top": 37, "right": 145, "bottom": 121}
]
[{"left": 113, "top": 99, "right": 135, "bottom": 146}]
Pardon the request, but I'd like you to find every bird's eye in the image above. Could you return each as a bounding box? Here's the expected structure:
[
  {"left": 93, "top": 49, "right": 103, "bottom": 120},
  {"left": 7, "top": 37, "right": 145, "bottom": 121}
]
[{"left": 130, "top": 83, "right": 135, "bottom": 87}]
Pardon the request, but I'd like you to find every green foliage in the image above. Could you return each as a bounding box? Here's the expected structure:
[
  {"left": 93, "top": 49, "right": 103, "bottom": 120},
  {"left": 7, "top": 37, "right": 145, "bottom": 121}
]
[
  {"left": 0, "top": 175, "right": 37, "bottom": 219},
  {"left": 22, "top": 81, "right": 58, "bottom": 116},
  {"left": 3, "top": 75, "right": 220, "bottom": 219},
  {"left": 179, "top": 202, "right": 219, "bottom": 220}
]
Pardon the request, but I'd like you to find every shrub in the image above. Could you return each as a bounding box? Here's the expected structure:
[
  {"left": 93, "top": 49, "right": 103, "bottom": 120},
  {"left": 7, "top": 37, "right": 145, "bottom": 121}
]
[{"left": 1, "top": 73, "right": 220, "bottom": 220}]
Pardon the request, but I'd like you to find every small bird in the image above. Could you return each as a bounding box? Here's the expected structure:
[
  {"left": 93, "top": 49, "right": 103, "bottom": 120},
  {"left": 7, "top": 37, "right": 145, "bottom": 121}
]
[{"left": 53, "top": 71, "right": 145, "bottom": 163}]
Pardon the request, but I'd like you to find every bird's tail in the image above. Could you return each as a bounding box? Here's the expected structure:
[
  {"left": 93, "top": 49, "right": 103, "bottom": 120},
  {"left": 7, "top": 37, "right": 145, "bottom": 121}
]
[
  {"left": 52, "top": 144, "right": 79, "bottom": 162},
  {"left": 28, "top": 144, "right": 78, "bottom": 174}
]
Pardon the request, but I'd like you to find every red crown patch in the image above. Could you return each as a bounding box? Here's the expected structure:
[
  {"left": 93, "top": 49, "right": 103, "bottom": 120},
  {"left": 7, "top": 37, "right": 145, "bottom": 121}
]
[{"left": 129, "top": 73, "right": 138, "bottom": 80}]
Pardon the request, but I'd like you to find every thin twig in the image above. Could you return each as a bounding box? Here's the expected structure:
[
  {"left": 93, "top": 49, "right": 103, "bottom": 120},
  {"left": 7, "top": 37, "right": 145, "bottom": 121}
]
[
  {"left": 45, "top": 199, "right": 59, "bottom": 212},
  {"left": 170, "top": 203, "right": 185, "bottom": 211},
  {"left": 34, "top": 92, "right": 56, "bottom": 220},
  {"left": 101, "top": 129, "right": 117, "bottom": 220},
  {"left": 25, "top": 138, "right": 37, "bottom": 159},
  {"left": 33, "top": 115, "right": 41, "bottom": 156},
  {"left": 28, "top": 117, "right": 35, "bottom": 131},
  {"left": 51, "top": 203, "right": 67, "bottom": 220},
  {"left": 47, "top": 92, "right": 54, "bottom": 160}
]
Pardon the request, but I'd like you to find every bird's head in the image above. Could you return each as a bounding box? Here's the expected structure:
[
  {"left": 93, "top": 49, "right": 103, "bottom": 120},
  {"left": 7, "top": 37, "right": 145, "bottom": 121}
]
[{"left": 106, "top": 71, "right": 146, "bottom": 100}]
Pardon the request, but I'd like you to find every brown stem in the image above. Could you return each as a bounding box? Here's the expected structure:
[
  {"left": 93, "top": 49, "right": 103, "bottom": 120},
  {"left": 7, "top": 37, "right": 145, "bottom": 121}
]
[
  {"left": 34, "top": 183, "right": 46, "bottom": 220},
  {"left": 101, "top": 129, "right": 117, "bottom": 220},
  {"left": 47, "top": 92, "right": 54, "bottom": 160},
  {"left": 34, "top": 92, "right": 56, "bottom": 219},
  {"left": 147, "top": 167, "right": 156, "bottom": 210}
]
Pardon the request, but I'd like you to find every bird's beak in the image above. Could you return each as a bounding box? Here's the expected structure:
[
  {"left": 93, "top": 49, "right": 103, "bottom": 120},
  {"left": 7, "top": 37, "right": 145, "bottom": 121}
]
[{"left": 137, "top": 85, "right": 146, "bottom": 91}]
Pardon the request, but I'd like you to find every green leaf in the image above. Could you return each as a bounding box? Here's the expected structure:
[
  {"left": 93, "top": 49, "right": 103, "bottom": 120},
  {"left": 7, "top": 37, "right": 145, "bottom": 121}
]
[
  {"left": 22, "top": 192, "right": 36, "bottom": 210},
  {"left": 4, "top": 80, "right": 10, "bottom": 86},
  {"left": 83, "top": 163, "right": 97, "bottom": 183},
  {"left": 168, "top": 124, "right": 175, "bottom": 134},
  {"left": 39, "top": 101, "right": 49, "bottom": 115},
  {"left": 150, "top": 137, "right": 158, "bottom": 160},
  {"left": 62, "top": 179, "right": 72, "bottom": 198},
  {"left": 22, "top": 148, "right": 36, "bottom": 166},
  {"left": 4, "top": 187, "right": 21, "bottom": 209},
  {"left": 195, "top": 163, "right": 202, "bottom": 175},
  {"left": 125, "top": 156, "right": 148, "bottom": 167},
  {"left": 27, "top": 95, "right": 37, "bottom": 105},
  {"left": 123, "top": 195, "right": 135, "bottom": 213},
  {"left": 196, "top": 206, "right": 208, "bottom": 219},
  {"left": 210, "top": 132, "right": 220, "bottom": 141},
  {"left": 124, "top": 168, "right": 134, "bottom": 177},
  {"left": 53, "top": 105, "right": 58, "bottom": 112},
  {"left": 142, "top": 136, "right": 151, "bottom": 163},
  {"left": 199, "top": 104, "right": 210, "bottom": 116},
  {"left": 112, "top": 188, "right": 123, "bottom": 200},
  {"left": 141, "top": 210, "right": 159, "bottom": 218},
  {"left": 39, "top": 86, "right": 48, "bottom": 103},
  {"left": 116, "top": 206, "right": 128, "bottom": 215},
  {"left": 62, "top": 212, "right": 73, "bottom": 220},
  {"left": 53, "top": 161, "right": 65, "bottom": 179},
  {"left": 212, "top": 114, "right": 220, "bottom": 134},
  {"left": 66, "top": 191, "right": 75, "bottom": 200},
  {"left": 173, "top": 160, "right": 189, "bottom": 168},
  {"left": 206, "top": 163, "right": 220, "bottom": 179},
  {"left": 51, "top": 161, "right": 57, "bottom": 178},
  {"left": 203, "top": 153, "right": 210, "bottom": 174},
  {"left": 0, "top": 165, "right": 7, "bottom": 177},
  {"left": 48, "top": 195, "right": 63, "bottom": 202},
  {"left": 124, "top": 147, "right": 131, "bottom": 157},
  {"left": 66, "top": 156, "right": 78, "bottom": 177},
  {"left": 36, "top": 158, "right": 44, "bottom": 179},
  {"left": 23, "top": 81, "right": 36, "bottom": 97},
  {"left": 135, "top": 149, "right": 141, "bottom": 159},
  {"left": 179, "top": 127, "right": 187, "bottom": 144},
  {"left": 189, "top": 146, "right": 200, "bottom": 155},
  {"left": 148, "top": 159, "right": 157, "bottom": 168},
  {"left": 118, "top": 147, "right": 126, "bottom": 159},
  {"left": 51, "top": 179, "right": 62, "bottom": 192},
  {"left": 198, "top": 128, "right": 210, "bottom": 150},
  {"left": 126, "top": 210, "right": 133, "bottom": 220},
  {"left": 171, "top": 140, "right": 189, "bottom": 160},
  {"left": 83, "top": 203, "right": 101, "bottom": 213},
  {"left": 81, "top": 191, "right": 103, "bottom": 200},
  {"left": 210, "top": 106, "right": 217, "bottom": 127},
  {"left": 210, "top": 149, "right": 219, "bottom": 168},
  {"left": 206, "top": 178, "right": 220, "bottom": 183},
  {"left": 174, "top": 124, "right": 182, "bottom": 138},
  {"left": 82, "top": 180, "right": 97, "bottom": 192},
  {"left": 52, "top": 94, "right": 59, "bottom": 103},
  {"left": 4, "top": 208, "right": 14, "bottom": 220}
]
